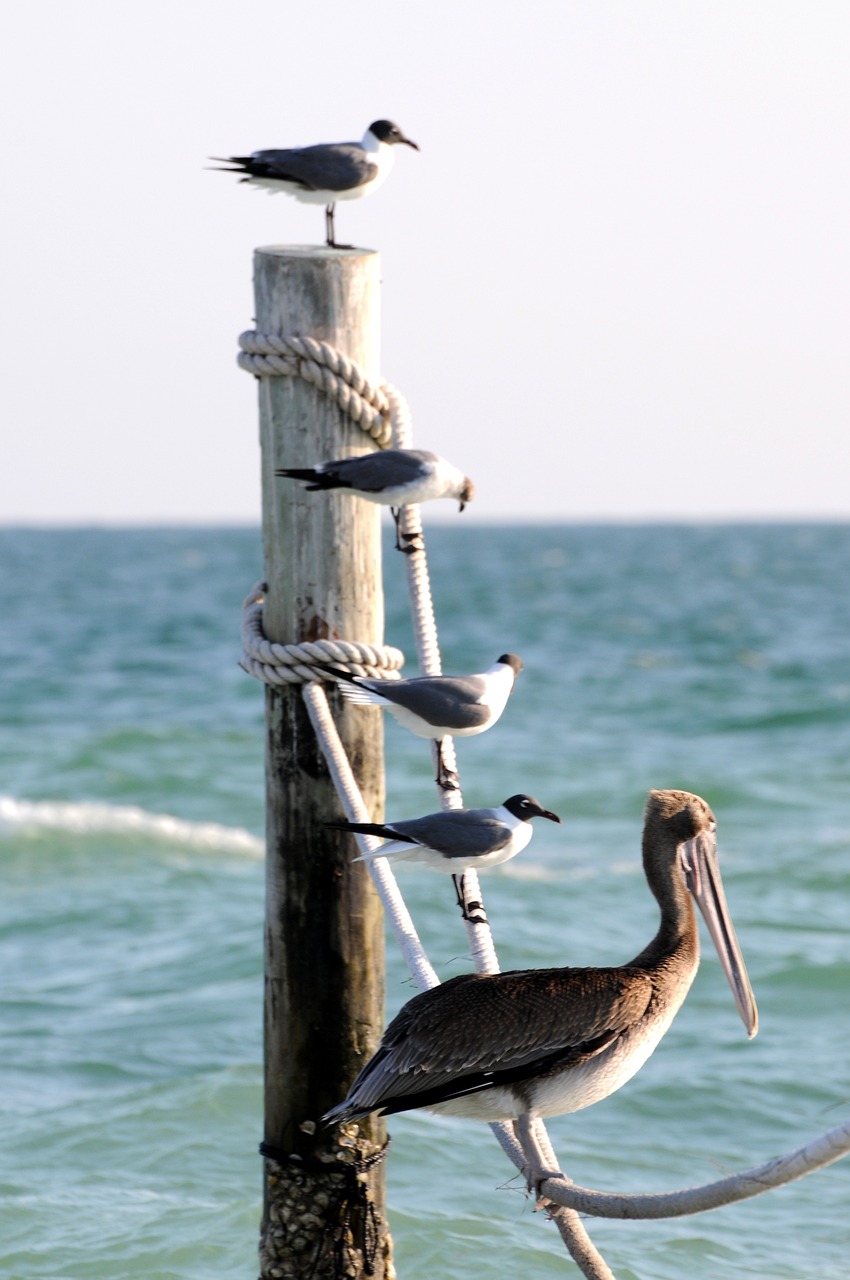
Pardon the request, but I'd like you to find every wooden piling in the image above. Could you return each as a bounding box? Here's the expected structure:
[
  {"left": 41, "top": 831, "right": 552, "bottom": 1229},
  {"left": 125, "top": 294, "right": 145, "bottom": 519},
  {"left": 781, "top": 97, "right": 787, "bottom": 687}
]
[{"left": 253, "top": 247, "right": 391, "bottom": 1279}]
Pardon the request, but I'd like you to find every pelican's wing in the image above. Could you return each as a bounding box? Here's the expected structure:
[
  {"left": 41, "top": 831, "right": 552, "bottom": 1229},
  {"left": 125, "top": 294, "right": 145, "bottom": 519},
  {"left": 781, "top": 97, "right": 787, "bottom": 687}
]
[{"left": 336, "top": 967, "right": 653, "bottom": 1116}]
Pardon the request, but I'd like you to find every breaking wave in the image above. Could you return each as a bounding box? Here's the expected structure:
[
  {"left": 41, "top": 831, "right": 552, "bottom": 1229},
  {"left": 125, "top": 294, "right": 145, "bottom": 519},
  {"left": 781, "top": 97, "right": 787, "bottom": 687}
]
[{"left": 0, "top": 795, "right": 264, "bottom": 856}]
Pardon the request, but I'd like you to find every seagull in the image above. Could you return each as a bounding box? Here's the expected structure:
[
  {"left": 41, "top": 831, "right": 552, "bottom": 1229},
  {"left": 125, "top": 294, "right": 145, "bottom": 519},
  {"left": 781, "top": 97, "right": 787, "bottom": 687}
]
[
  {"left": 327, "top": 794, "right": 562, "bottom": 917},
  {"left": 325, "top": 789, "right": 758, "bottom": 1196},
  {"left": 210, "top": 119, "right": 419, "bottom": 248},
  {"left": 277, "top": 449, "right": 475, "bottom": 553},
  {"left": 322, "top": 654, "right": 523, "bottom": 789}
]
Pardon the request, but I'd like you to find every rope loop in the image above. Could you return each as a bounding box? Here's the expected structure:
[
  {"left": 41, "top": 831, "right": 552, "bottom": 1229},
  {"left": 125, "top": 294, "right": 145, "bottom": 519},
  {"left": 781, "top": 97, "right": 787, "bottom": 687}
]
[
  {"left": 240, "top": 583, "right": 405, "bottom": 687},
  {"left": 237, "top": 330, "right": 396, "bottom": 447}
]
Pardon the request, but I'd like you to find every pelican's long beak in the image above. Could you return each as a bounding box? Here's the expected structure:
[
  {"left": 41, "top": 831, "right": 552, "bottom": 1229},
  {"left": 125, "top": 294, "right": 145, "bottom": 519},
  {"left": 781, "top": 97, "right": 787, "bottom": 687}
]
[{"left": 681, "top": 829, "right": 758, "bottom": 1038}]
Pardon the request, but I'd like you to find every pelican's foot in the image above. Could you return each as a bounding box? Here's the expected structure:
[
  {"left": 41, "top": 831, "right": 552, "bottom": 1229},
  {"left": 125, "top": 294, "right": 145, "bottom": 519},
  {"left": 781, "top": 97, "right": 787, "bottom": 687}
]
[
  {"left": 514, "top": 1116, "right": 564, "bottom": 1209},
  {"left": 526, "top": 1166, "right": 563, "bottom": 1209}
]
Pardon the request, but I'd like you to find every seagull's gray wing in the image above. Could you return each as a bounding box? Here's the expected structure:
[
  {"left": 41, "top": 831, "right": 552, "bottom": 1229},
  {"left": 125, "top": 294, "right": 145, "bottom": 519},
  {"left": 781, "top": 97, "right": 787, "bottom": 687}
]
[
  {"left": 245, "top": 143, "right": 378, "bottom": 192},
  {"left": 336, "top": 968, "right": 654, "bottom": 1116},
  {"left": 391, "top": 811, "right": 511, "bottom": 858},
  {"left": 323, "top": 450, "right": 436, "bottom": 493},
  {"left": 375, "top": 674, "right": 492, "bottom": 731}
]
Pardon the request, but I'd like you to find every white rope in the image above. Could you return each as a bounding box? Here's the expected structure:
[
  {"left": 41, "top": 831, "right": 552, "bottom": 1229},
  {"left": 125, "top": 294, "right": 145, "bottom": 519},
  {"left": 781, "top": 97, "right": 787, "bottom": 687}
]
[
  {"left": 237, "top": 331, "right": 396, "bottom": 448},
  {"left": 385, "top": 381, "right": 500, "bottom": 975},
  {"left": 240, "top": 583, "right": 405, "bottom": 686},
  {"left": 535, "top": 1114, "right": 850, "bottom": 1220},
  {"left": 241, "top": 330, "right": 850, "bottom": 1277},
  {"left": 301, "top": 681, "right": 438, "bottom": 992},
  {"left": 488, "top": 1122, "right": 614, "bottom": 1278},
  {"left": 241, "top": 333, "right": 550, "bottom": 1241}
]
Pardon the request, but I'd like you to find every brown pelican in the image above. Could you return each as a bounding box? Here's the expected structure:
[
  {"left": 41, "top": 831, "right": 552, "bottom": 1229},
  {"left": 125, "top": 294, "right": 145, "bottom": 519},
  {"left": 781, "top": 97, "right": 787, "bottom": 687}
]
[{"left": 325, "top": 789, "right": 758, "bottom": 1189}]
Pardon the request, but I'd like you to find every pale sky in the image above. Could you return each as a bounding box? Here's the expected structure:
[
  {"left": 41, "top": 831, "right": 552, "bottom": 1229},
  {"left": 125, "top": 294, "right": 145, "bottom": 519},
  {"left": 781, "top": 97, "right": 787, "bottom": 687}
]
[{"left": 2, "top": 1, "right": 848, "bottom": 523}]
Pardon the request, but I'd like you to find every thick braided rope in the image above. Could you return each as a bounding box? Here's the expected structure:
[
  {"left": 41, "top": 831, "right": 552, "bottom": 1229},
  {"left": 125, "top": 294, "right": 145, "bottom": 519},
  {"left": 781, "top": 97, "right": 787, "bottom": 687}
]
[
  {"left": 385, "top": 382, "right": 500, "bottom": 975},
  {"left": 302, "top": 681, "right": 439, "bottom": 993},
  {"left": 240, "top": 583, "right": 404, "bottom": 687},
  {"left": 239, "top": 336, "right": 582, "bottom": 1253},
  {"left": 239, "top": 338, "right": 501, "bottom": 959},
  {"left": 238, "top": 331, "right": 395, "bottom": 448},
  {"left": 237, "top": 335, "right": 844, "bottom": 1266}
]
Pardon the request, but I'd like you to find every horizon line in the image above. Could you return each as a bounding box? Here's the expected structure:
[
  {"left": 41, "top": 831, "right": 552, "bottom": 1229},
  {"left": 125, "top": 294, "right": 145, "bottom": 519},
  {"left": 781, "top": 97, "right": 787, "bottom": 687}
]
[{"left": 1, "top": 514, "right": 849, "bottom": 531}]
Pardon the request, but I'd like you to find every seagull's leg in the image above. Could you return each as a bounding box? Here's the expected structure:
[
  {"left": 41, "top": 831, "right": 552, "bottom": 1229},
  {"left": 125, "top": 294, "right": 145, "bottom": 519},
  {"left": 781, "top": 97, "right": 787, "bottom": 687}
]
[
  {"left": 434, "top": 738, "right": 460, "bottom": 791},
  {"left": 325, "top": 201, "right": 355, "bottom": 251},
  {"left": 396, "top": 506, "right": 423, "bottom": 549},
  {"left": 452, "top": 873, "right": 466, "bottom": 912},
  {"left": 514, "top": 1115, "right": 564, "bottom": 1206},
  {"left": 390, "top": 507, "right": 404, "bottom": 552},
  {"left": 390, "top": 507, "right": 421, "bottom": 554},
  {"left": 453, "top": 872, "right": 487, "bottom": 925}
]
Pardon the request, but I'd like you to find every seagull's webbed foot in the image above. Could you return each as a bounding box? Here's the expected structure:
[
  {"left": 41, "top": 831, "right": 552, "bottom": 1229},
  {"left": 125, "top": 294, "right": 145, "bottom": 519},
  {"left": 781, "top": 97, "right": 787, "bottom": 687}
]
[
  {"left": 436, "top": 764, "right": 460, "bottom": 791},
  {"left": 452, "top": 874, "right": 488, "bottom": 925},
  {"left": 434, "top": 739, "right": 460, "bottom": 791},
  {"left": 391, "top": 508, "right": 422, "bottom": 554},
  {"left": 462, "top": 899, "right": 488, "bottom": 926}
]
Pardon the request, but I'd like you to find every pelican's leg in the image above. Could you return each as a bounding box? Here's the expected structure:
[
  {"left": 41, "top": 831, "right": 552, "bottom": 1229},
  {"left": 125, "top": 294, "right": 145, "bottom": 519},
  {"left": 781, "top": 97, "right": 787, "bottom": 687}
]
[{"left": 514, "top": 1115, "right": 564, "bottom": 1206}]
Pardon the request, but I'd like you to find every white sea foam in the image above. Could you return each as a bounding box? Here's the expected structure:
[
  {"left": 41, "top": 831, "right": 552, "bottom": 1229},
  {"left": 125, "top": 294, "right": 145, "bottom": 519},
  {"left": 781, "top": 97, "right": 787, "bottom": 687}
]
[{"left": 0, "top": 795, "right": 264, "bottom": 857}]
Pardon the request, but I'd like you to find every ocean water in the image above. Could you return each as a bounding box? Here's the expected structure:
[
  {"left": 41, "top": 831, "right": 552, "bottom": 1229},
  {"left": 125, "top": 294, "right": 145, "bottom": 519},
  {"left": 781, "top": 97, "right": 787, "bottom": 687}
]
[{"left": 2, "top": 523, "right": 849, "bottom": 1280}]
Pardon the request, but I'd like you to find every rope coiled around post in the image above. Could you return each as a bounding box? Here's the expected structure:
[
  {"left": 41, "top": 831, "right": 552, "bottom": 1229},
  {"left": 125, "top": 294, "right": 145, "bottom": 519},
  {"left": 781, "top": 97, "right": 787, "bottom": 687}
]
[
  {"left": 237, "top": 331, "right": 398, "bottom": 448},
  {"left": 240, "top": 583, "right": 405, "bottom": 687}
]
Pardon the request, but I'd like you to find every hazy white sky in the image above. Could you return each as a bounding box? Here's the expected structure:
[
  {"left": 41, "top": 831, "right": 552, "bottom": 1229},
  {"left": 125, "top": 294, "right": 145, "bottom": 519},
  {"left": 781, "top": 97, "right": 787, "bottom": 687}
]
[{"left": 2, "top": 1, "right": 848, "bottom": 523}]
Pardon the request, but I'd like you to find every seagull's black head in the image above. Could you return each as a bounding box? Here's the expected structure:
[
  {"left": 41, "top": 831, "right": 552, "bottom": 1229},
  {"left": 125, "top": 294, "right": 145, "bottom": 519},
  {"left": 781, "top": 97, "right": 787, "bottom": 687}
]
[
  {"left": 503, "top": 795, "right": 562, "bottom": 824},
  {"left": 496, "top": 653, "right": 523, "bottom": 677},
  {"left": 369, "top": 119, "right": 420, "bottom": 150}
]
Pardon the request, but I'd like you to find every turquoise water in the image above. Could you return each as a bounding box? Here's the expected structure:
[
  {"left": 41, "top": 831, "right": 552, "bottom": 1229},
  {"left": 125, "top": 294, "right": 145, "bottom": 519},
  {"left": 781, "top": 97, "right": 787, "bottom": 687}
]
[{"left": 2, "top": 524, "right": 849, "bottom": 1279}]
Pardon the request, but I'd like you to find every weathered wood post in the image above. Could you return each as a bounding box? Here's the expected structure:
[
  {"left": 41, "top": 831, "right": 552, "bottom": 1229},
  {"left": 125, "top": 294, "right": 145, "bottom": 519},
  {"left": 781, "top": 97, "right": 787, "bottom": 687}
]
[{"left": 253, "top": 247, "right": 391, "bottom": 1279}]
